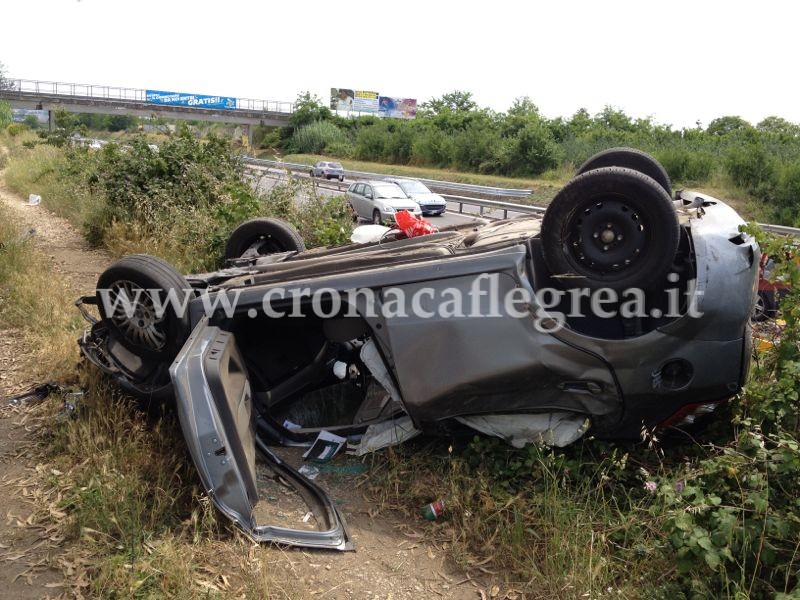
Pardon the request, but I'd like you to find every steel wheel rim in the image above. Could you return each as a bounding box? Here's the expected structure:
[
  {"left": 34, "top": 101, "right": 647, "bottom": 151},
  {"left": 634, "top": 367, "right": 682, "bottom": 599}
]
[{"left": 567, "top": 196, "right": 648, "bottom": 274}]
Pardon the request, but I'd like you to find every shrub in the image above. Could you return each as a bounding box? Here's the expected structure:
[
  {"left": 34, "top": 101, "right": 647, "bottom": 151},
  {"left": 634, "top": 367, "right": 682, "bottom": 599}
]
[
  {"left": 6, "top": 122, "right": 26, "bottom": 136},
  {"left": 289, "top": 120, "right": 347, "bottom": 155},
  {"left": 776, "top": 161, "right": 800, "bottom": 216},
  {"left": 724, "top": 143, "right": 778, "bottom": 199},
  {"left": 656, "top": 148, "right": 715, "bottom": 183},
  {"left": 498, "top": 121, "right": 563, "bottom": 176}
]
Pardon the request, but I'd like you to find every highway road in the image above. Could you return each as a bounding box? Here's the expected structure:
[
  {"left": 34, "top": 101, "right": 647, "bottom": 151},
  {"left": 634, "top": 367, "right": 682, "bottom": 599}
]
[{"left": 249, "top": 169, "right": 498, "bottom": 229}]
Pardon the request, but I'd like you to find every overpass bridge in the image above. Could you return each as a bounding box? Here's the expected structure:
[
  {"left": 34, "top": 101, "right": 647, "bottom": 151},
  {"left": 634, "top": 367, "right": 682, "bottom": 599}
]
[{"left": 0, "top": 78, "right": 295, "bottom": 138}]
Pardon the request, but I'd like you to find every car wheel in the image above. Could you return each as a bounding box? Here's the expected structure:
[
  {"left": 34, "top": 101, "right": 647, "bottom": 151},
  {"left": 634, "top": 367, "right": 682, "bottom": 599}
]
[
  {"left": 309, "top": 170, "right": 314, "bottom": 178},
  {"left": 372, "top": 210, "right": 383, "bottom": 225},
  {"left": 339, "top": 175, "right": 344, "bottom": 182},
  {"left": 224, "top": 218, "right": 306, "bottom": 260},
  {"left": 96, "top": 255, "right": 193, "bottom": 360},
  {"left": 350, "top": 204, "right": 359, "bottom": 223},
  {"left": 752, "top": 290, "right": 777, "bottom": 322},
  {"left": 577, "top": 147, "right": 672, "bottom": 197},
  {"left": 541, "top": 166, "right": 680, "bottom": 292}
]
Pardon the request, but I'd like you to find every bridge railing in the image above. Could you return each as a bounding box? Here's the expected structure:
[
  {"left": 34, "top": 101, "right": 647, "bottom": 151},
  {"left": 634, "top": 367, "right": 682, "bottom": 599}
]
[
  {"left": 8, "top": 79, "right": 147, "bottom": 102},
  {"left": 4, "top": 78, "right": 296, "bottom": 114},
  {"left": 237, "top": 97, "right": 295, "bottom": 114}
]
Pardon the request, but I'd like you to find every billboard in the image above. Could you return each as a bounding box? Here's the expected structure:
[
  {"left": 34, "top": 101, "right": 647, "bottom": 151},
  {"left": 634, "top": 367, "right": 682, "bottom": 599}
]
[
  {"left": 331, "top": 88, "right": 416, "bottom": 119},
  {"left": 378, "top": 96, "right": 417, "bottom": 120},
  {"left": 145, "top": 90, "right": 237, "bottom": 110}
]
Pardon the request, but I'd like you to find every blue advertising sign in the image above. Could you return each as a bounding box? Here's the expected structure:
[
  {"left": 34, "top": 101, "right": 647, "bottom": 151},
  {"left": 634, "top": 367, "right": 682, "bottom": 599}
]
[{"left": 145, "top": 90, "right": 237, "bottom": 110}]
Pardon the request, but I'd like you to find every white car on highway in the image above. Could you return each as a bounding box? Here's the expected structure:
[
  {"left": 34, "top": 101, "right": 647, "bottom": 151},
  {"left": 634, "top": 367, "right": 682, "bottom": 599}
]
[
  {"left": 383, "top": 177, "right": 447, "bottom": 216},
  {"left": 346, "top": 181, "right": 422, "bottom": 224}
]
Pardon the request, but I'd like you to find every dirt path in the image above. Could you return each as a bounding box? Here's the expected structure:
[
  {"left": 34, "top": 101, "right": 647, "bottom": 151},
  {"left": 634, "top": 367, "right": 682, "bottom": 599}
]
[
  {"left": 0, "top": 177, "right": 477, "bottom": 599},
  {"left": 0, "top": 176, "right": 109, "bottom": 598}
]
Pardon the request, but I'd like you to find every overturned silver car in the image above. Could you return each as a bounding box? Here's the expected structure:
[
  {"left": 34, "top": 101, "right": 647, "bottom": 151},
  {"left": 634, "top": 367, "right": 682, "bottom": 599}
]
[{"left": 76, "top": 148, "right": 758, "bottom": 550}]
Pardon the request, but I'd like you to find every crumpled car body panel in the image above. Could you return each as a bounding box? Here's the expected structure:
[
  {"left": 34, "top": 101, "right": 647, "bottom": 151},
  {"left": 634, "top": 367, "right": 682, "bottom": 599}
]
[{"left": 77, "top": 195, "right": 758, "bottom": 550}]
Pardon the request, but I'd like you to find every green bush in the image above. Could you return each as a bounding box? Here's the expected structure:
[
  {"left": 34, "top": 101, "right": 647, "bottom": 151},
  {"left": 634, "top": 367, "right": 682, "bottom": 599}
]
[
  {"left": 724, "top": 143, "right": 778, "bottom": 199},
  {"left": 6, "top": 122, "right": 26, "bottom": 136},
  {"left": 290, "top": 120, "right": 348, "bottom": 155},
  {"left": 497, "top": 120, "right": 563, "bottom": 176},
  {"left": 656, "top": 148, "right": 716, "bottom": 183}
]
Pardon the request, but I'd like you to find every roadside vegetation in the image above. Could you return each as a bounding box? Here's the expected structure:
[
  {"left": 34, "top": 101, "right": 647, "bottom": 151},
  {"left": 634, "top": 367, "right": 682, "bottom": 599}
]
[
  {"left": 0, "top": 149, "right": 293, "bottom": 598},
  {"left": 2, "top": 125, "right": 351, "bottom": 272},
  {"left": 4, "top": 108, "right": 800, "bottom": 597},
  {"left": 250, "top": 91, "right": 800, "bottom": 226}
]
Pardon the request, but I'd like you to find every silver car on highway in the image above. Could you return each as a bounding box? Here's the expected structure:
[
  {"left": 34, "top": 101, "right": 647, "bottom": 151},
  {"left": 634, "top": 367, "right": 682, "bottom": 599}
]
[
  {"left": 346, "top": 180, "right": 422, "bottom": 224},
  {"left": 310, "top": 161, "right": 345, "bottom": 181},
  {"left": 384, "top": 178, "right": 447, "bottom": 216}
]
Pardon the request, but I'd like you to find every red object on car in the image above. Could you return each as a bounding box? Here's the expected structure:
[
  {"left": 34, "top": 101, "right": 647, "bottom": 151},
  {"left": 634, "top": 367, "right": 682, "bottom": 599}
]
[{"left": 394, "top": 210, "right": 438, "bottom": 238}]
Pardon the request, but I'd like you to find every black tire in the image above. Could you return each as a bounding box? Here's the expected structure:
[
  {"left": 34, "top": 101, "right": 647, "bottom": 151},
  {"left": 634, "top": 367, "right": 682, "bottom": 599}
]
[
  {"left": 752, "top": 290, "right": 777, "bottom": 322},
  {"left": 541, "top": 167, "right": 680, "bottom": 291},
  {"left": 96, "top": 254, "right": 193, "bottom": 360},
  {"left": 372, "top": 209, "right": 383, "bottom": 225},
  {"left": 224, "top": 218, "right": 306, "bottom": 260},
  {"left": 339, "top": 175, "right": 344, "bottom": 182},
  {"left": 577, "top": 147, "right": 672, "bottom": 197},
  {"left": 349, "top": 203, "right": 359, "bottom": 223},
  {"left": 309, "top": 170, "right": 315, "bottom": 178}
]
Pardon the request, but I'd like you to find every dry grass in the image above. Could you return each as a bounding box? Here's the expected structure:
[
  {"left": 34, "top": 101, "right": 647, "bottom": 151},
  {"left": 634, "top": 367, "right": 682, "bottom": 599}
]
[
  {"left": 0, "top": 154, "right": 292, "bottom": 597},
  {"left": 0, "top": 203, "right": 82, "bottom": 381},
  {"left": 365, "top": 441, "right": 668, "bottom": 599},
  {"left": 3, "top": 137, "right": 104, "bottom": 232}
]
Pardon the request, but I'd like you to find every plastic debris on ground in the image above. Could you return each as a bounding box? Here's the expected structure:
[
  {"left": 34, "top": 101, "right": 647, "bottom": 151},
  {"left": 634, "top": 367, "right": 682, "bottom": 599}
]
[
  {"left": 298, "top": 464, "right": 320, "bottom": 480},
  {"left": 455, "top": 413, "right": 591, "bottom": 448},
  {"left": 394, "top": 210, "right": 438, "bottom": 238},
  {"left": 27, "top": 194, "right": 41, "bottom": 206},
  {"left": 3, "top": 382, "right": 59, "bottom": 406},
  {"left": 303, "top": 431, "right": 347, "bottom": 463},
  {"left": 350, "top": 224, "right": 390, "bottom": 244},
  {"left": 347, "top": 415, "right": 421, "bottom": 456}
]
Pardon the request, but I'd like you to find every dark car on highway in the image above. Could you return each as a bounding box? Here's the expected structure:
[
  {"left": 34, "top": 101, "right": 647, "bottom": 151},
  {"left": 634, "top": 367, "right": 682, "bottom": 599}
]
[{"left": 76, "top": 148, "right": 758, "bottom": 551}]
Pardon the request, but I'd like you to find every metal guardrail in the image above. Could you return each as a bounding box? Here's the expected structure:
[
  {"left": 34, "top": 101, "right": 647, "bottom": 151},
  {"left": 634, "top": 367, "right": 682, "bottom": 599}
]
[
  {"left": 243, "top": 158, "right": 533, "bottom": 199},
  {"left": 247, "top": 162, "right": 800, "bottom": 234},
  {"left": 758, "top": 223, "right": 800, "bottom": 236},
  {"left": 4, "top": 78, "right": 296, "bottom": 114}
]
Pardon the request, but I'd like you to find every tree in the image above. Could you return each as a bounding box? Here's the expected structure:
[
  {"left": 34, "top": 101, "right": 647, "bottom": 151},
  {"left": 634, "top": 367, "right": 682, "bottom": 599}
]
[
  {"left": 707, "top": 115, "right": 752, "bottom": 136},
  {"left": 23, "top": 114, "right": 40, "bottom": 129},
  {"left": 289, "top": 91, "right": 332, "bottom": 129},
  {"left": 420, "top": 91, "right": 477, "bottom": 116},
  {"left": 0, "top": 61, "right": 15, "bottom": 91},
  {"left": 595, "top": 106, "right": 636, "bottom": 132},
  {"left": 757, "top": 116, "right": 800, "bottom": 138}
]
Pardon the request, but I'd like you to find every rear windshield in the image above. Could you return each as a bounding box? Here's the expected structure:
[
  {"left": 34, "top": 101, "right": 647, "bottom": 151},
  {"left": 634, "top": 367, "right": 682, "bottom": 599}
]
[
  {"left": 372, "top": 183, "right": 407, "bottom": 198},
  {"left": 329, "top": 162, "right": 343, "bottom": 169},
  {"left": 398, "top": 180, "right": 430, "bottom": 194}
]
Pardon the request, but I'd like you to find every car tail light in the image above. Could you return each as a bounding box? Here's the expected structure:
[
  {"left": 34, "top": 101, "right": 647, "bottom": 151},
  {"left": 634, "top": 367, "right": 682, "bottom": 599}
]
[{"left": 658, "top": 400, "right": 726, "bottom": 429}]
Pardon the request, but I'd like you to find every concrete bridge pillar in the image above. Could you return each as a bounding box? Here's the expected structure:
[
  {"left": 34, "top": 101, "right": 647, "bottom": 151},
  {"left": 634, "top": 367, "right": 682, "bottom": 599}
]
[{"left": 48, "top": 109, "right": 55, "bottom": 132}]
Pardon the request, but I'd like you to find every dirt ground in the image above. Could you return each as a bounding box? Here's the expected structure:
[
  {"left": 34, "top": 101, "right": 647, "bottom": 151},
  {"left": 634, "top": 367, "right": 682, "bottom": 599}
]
[{"left": 0, "top": 177, "right": 485, "bottom": 599}]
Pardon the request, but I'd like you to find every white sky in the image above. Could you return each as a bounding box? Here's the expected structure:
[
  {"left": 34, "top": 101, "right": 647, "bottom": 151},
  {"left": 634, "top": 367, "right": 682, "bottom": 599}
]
[{"left": 1, "top": 0, "right": 797, "bottom": 129}]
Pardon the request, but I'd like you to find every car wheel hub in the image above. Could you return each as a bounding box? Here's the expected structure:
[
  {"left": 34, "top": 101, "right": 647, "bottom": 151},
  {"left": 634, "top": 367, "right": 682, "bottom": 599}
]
[
  {"left": 568, "top": 197, "right": 647, "bottom": 273},
  {"left": 108, "top": 280, "right": 167, "bottom": 351}
]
